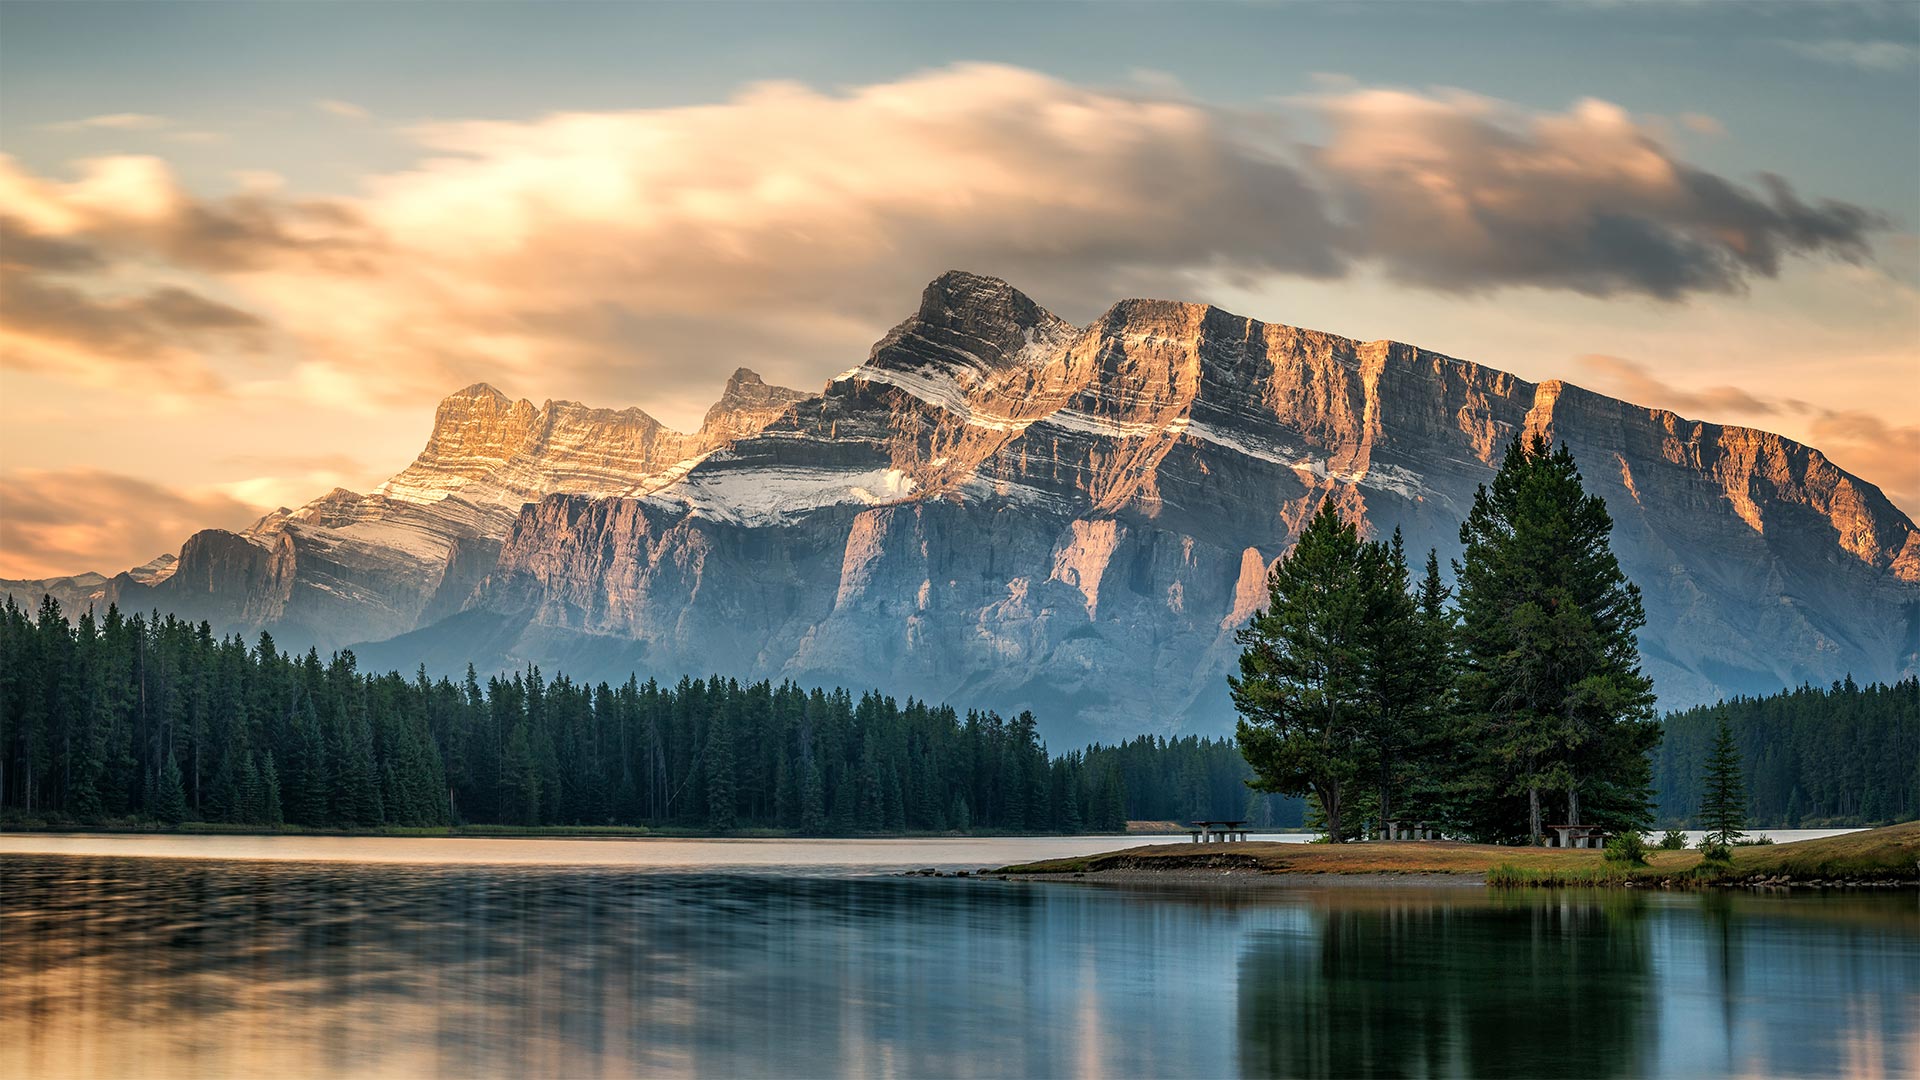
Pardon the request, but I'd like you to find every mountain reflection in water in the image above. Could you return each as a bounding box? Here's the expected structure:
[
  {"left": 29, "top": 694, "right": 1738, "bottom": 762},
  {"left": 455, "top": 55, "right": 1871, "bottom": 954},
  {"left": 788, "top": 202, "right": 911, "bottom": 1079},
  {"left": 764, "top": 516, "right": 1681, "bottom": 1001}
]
[{"left": 2, "top": 855, "right": 1915, "bottom": 1078}]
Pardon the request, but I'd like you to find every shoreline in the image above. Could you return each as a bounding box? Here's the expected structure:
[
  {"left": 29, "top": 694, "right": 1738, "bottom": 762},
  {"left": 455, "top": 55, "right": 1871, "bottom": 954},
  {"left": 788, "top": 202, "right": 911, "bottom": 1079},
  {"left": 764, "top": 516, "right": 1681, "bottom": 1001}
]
[
  {"left": 0, "top": 820, "right": 1319, "bottom": 843},
  {"left": 994, "top": 868, "right": 1488, "bottom": 888},
  {"left": 991, "top": 822, "right": 1920, "bottom": 889}
]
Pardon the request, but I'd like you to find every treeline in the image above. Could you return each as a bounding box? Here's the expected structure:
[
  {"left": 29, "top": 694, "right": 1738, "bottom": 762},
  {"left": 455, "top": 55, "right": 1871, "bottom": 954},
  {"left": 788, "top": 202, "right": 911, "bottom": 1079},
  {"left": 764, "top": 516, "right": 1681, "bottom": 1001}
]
[
  {"left": 0, "top": 595, "right": 1297, "bottom": 833},
  {"left": 1654, "top": 677, "right": 1918, "bottom": 828}
]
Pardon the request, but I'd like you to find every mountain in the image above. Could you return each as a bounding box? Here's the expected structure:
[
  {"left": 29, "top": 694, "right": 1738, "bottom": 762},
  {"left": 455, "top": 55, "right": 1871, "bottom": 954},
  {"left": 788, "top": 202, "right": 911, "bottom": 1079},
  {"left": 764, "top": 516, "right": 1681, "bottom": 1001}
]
[{"left": 8, "top": 272, "right": 1916, "bottom": 745}]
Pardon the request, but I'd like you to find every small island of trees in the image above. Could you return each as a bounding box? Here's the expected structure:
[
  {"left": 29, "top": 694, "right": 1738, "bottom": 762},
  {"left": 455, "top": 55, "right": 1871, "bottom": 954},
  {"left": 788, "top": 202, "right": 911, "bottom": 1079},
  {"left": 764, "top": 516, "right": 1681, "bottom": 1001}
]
[{"left": 1232, "top": 434, "right": 1664, "bottom": 845}]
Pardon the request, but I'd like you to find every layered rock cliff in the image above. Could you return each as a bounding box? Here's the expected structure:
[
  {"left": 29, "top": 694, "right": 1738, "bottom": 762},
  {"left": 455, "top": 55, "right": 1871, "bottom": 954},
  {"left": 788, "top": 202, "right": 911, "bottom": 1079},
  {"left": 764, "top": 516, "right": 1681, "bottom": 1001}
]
[{"left": 9, "top": 272, "right": 1915, "bottom": 744}]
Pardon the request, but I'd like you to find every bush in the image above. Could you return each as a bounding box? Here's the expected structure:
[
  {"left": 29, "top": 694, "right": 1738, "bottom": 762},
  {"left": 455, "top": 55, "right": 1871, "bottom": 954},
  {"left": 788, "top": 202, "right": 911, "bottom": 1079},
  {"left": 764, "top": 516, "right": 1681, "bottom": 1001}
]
[
  {"left": 1698, "top": 841, "right": 1733, "bottom": 865},
  {"left": 1604, "top": 832, "right": 1649, "bottom": 866},
  {"left": 1733, "top": 836, "right": 1775, "bottom": 846},
  {"left": 1658, "top": 829, "right": 1687, "bottom": 850}
]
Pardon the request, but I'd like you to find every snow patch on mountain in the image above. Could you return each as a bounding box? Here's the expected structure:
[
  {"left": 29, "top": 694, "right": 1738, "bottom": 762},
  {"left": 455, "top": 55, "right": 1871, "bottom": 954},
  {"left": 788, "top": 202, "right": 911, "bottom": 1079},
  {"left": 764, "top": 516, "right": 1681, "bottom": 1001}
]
[{"left": 649, "top": 464, "right": 919, "bottom": 526}]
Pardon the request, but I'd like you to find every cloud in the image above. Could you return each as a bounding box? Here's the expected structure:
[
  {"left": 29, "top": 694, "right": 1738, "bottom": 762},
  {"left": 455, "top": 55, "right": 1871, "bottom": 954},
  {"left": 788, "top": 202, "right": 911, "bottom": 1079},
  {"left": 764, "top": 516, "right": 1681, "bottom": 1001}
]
[
  {"left": 0, "top": 65, "right": 1893, "bottom": 418},
  {"left": 0, "top": 154, "right": 376, "bottom": 272},
  {"left": 1803, "top": 410, "right": 1920, "bottom": 513},
  {"left": 0, "top": 153, "right": 377, "bottom": 394},
  {"left": 1676, "top": 112, "right": 1725, "bottom": 137},
  {"left": 40, "top": 113, "right": 171, "bottom": 134},
  {"left": 1575, "top": 354, "right": 1785, "bottom": 418},
  {"left": 1574, "top": 354, "right": 1919, "bottom": 511},
  {"left": 1786, "top": 39, "right": 1920, "bottom": 71},
  {"left": 0, "top": 266, "right": 261, "bottom": 394},
  {"left": 1308, "top": 90, "right": 1880, "bottom": 298},
  {"left": 317, "top": 99, "right": 370, "bottom": 120},
  {"left": 0, "top": 468, "right": 266, "bottom": 580}
]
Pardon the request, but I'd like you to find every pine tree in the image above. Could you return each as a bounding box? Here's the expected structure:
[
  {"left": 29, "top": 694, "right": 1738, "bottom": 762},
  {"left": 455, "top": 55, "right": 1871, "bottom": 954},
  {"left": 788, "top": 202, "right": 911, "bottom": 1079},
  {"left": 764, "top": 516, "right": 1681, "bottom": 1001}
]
[
  {"left": 706, "top": 704, "right": 738, "bottom": 831},
  {"left": 800, "top": 760, "right": 828, "bottom": 834},
  {"left": 287, "top": 696, "right": 330, "bottom": 826},
  {"left": 1354, "top": 530, "right": 1441, "bottom": 838},
  {"left": 154, "top": 751, "right": 189, "bottom": 824},
  {"left": 334, "top": 710, "right": 383, "bottom": 827},
  {"left": 1230, "top": 501, "right": 1371, "bottom": 842},
  {"left": 502, "top": 720, "right": 541, "bottom": 826},
  {"left": 1700, "top": 715, "right": 1747, "bottom": 848},
  {"left": 1453, "top": 434, "right": 1659, "bottom": 843},
  {"left": 237, "top": 751, "right": 265, "bottom": 824},
  {"left": 260, "top": 751, "right": 285, "bottom": 826}
]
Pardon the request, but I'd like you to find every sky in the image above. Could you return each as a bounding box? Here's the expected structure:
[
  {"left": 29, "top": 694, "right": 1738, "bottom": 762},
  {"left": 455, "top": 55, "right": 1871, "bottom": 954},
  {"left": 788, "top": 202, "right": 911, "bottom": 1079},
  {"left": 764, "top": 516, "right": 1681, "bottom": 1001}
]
[{"left": 2, "top": 0, "right": 1917, "bottom": 579}]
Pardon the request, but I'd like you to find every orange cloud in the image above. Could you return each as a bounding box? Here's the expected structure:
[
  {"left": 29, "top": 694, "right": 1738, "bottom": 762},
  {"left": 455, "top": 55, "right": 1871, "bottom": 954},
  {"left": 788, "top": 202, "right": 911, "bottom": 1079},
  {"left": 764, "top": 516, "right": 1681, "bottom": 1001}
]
[
  {"left": 3, "top": 66, "right": 1888, "bottom": 417},
  {"left": 1574, "top": 354, "right": 1919, "bottom": 511},
  {"left": 1575, "top": 354, "right": 1784, "bottom": 418},
  {"left": 0, "top": 468, "right": 267, "bottom": 580}
]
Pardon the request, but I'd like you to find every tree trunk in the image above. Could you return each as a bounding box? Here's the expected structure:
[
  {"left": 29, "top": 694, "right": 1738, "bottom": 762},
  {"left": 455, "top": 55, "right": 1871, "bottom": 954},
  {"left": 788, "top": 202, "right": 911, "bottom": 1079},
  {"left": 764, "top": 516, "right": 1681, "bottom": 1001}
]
[
  {"left": 1567, "top": 785, "right": 1581, "bottom": 829},
  {"left": 1528, "top": 784, "right": 1542, "bottom": 845},
  {"left": 1323, "top": 781, "right": 1344, "bottom": 844}
]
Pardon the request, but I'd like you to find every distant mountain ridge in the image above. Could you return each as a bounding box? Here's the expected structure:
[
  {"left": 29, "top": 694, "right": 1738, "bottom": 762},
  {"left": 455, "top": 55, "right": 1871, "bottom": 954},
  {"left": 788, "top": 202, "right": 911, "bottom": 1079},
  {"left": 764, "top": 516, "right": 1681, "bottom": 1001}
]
[{"left": 8, "top": 271, "right": 1916, "bottom": 744}]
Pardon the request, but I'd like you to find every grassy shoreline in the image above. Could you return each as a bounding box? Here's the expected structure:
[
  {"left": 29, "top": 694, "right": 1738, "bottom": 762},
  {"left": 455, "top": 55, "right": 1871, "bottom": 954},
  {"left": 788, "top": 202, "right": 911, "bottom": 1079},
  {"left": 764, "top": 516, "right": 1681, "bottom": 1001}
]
[{"left": 994, "top": 820, "right": 1920, "bottom": 888}]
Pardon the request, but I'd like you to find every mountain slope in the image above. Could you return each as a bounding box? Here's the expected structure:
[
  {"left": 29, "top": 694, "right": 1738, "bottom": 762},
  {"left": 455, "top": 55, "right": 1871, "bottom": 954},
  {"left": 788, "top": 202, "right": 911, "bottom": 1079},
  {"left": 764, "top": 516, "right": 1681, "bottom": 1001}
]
[{"left": 9, "top": 272, "right": 1916, "bottom": 744}]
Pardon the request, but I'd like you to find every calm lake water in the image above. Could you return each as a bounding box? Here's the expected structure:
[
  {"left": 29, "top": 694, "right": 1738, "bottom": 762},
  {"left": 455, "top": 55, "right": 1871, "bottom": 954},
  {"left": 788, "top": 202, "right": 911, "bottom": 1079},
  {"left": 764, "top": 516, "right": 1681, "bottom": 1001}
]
[{"left": 2, "top": 833, "right": 1914, "bottom": 1079}]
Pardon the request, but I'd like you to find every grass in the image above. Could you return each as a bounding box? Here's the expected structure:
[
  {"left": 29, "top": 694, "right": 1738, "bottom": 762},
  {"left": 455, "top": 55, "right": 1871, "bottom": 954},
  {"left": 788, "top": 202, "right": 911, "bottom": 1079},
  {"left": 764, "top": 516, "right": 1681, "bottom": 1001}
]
[
  {"left": 1695, "top": 820, "right": 1920, "bottom": 881},
  {"left": 998, "top": 820, "right": 1920, "bottom": 887},
  {"left": 1484, "top": 862, "right": 1638, "bottom": 887}
]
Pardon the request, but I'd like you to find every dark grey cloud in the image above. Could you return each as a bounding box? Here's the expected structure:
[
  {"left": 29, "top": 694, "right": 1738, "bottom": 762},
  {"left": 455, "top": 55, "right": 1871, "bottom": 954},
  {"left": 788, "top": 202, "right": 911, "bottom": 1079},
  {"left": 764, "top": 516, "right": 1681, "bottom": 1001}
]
[
  {"left": 1310, "top": 91, "right": 1884, "bottom": 299},
  {"left": 0, "top": 264, "right": 263, "bottom": 391}
]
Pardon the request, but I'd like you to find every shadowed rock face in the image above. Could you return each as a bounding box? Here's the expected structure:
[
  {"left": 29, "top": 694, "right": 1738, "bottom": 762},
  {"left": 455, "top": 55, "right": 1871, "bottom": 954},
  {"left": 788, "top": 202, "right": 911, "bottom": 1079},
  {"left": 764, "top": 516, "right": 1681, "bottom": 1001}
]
[{"left": 10, "top": 270, "right": 1916, "bottom": 745}]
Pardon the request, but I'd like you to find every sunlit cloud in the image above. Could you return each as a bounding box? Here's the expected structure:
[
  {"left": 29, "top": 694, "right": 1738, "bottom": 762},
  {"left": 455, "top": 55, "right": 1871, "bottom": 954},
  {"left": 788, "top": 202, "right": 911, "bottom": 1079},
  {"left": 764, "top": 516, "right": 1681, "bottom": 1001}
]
[
  {"left": 1574, "top": 354, "right": 1920, "bottom": 510},
  {"left": 0, "top": 468, "right": 267, "bottom": 580},
  {"left": 317, "top": 99, "right": 370, "bottom": 120},
  {"left": 1676, "top": 112, "right": 1726, "bottom": 137},
  {"left": 39, "top": 112, "right": 171, "bottom": 134}
]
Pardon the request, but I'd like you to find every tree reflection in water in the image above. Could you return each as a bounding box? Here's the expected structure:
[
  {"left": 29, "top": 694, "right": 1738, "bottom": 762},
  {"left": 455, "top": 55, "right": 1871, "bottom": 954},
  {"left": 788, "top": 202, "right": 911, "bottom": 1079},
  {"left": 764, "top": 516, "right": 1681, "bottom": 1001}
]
[{"left": 1237, "top": 893, "right": 1658, "bottom": 1078}]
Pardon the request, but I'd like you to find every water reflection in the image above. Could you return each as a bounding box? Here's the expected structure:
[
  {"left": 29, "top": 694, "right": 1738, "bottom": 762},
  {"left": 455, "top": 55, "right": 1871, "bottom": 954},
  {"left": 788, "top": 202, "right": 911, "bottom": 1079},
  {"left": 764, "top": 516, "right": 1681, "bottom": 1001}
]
[
  {"left": 2, "top": 856, "right": 1915, "bottom": 1078},
  {"left": 1238, "top": 893, "right": 1658, "bottom": 1077},
  {"left": 1235, "top": 888, "right": 1918, "bottom": 1079}
]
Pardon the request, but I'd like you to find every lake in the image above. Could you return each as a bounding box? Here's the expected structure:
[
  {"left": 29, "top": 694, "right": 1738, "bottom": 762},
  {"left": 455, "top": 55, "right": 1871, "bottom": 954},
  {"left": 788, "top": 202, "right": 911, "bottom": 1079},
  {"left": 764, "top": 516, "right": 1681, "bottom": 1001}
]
[{"left": 3, "top": 833, "right": 1914, "bottom": 1078}]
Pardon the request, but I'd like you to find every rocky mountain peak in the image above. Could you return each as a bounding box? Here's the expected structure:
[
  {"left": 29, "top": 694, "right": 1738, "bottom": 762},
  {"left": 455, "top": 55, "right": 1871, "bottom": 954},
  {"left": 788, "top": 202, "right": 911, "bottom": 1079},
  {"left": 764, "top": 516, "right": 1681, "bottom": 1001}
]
[
  {"left": 701, "top": 368, "right": 810, "bottom": 441},
  {"left": 917, "top": 270, "right": 1047, "bottom": 326},
  {"left": 863, "top": 270, "right": 1077, "bottom": 380},
  {"left": 449, "top": 382, "right": 510, "bottom": 402},
  {"left": 711, "top": 366, "right": 805, "bottom": 412}
]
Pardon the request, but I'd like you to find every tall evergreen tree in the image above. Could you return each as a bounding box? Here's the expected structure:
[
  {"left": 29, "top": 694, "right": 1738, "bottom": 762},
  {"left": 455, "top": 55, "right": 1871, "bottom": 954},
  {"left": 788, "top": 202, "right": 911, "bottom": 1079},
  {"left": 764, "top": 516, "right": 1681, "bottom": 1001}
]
[
  {"left": 502, "top": 720, "right": 541, "bottom": 826},
  {"left": 1700, "top": 715, "right": 1747, "bottom": 847},
  {"left": 1354, "top": 530, "right": 1443, "bottom": 837},
  {"left": 1403, "top": 549, "right": 1460, "bottom": 825},
  {"left": 1231, "top": 501, "right": 1374, "bottom": 842},
  {"left": 706, "top": 698, "right": 738, "bottom": 830},
  {"left": 154, "top": 750, "right": 188, "bottom": 824},
  {"left": 1452, "top": 434, "right": 1660, "bottom": 843},
  {"left": 260, "top": 751, "right": 285, "bottom": 826}
]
